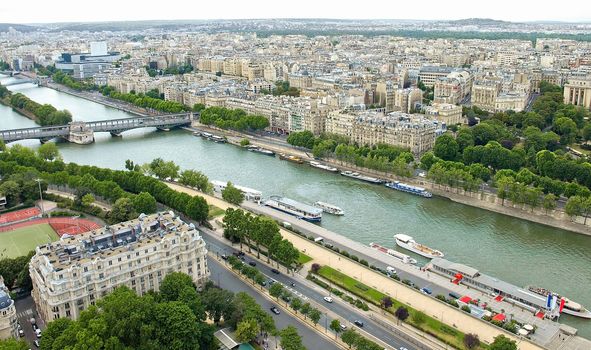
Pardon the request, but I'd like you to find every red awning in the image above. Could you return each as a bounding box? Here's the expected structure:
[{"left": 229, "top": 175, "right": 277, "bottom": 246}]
[
  {"left": 492, "top": 314, "right": 506, "bottom": 322},
  {"left": 494, "top": 295, "right": 504, "bottom": 302},
  {"left": 459, "top": 296, "right": 472, "bottom": 303}
]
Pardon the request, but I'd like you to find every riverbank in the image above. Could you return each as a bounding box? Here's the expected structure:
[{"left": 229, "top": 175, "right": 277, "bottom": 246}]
[
  {"left": 188, "top": 122, "right": 591, "bottom": 237},
  {"left": 165, "top": 181, "right": 551, "bottom": 350},
  {"left": 0, "top": 96, "right": 39, "bottom": 124}
]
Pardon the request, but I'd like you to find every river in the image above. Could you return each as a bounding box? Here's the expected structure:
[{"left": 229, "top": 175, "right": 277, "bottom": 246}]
[{"left": 2, "top": 78, "right": 591, "bottom": 337}]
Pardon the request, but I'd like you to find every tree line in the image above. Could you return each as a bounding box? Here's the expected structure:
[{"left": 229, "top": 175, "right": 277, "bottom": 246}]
[
  {"left": 223, "top": 208, "right": 300, "bottom": 270},
  {"left": 0, "top": 147, "right": 210, "bottom": 224},
  {"left": 199, "top": 106, "right": 270, "bottom": 131},
  {"left": 98, "top": 85, "right": 189, "bottom": 113},
  {"left": 3, "top": 91, "right": 72, "bottom": 126}
]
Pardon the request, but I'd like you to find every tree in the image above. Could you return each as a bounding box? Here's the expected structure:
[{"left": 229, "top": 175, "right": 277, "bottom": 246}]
[
  {"left": 240, "top": 138, "right": 250, "bottom": 146},
  {"left": 236, "top": 318, "right": 260, "bottom": 343},
  {"left": 185, "top": 195, "right": 209, "bottom": 222},
  {"left": 412, "top": 310, "right": 427, "bottom": 325},
  {"left": 124, "top": 159, "right": 139, "bottom": 171},
  {"left": 553, "top": 117, "right": 577, "bottom": 145},
  {"left": 37, "top": 142, "right": 61, "bottom": 161},
  {"left": 300, "top": 302, "right": 312, "bottom": 319},
  {"left": 148, "top": 158, "right": 180, "bottom": 180},
  {"left": 81, "top": 193, "right": 95, "bottom": 207},
  {"left": 201, "top": 286, "right": 235, "bottom": 324},
  {"left": 159, "top": 272, "right": 196, "bottom": 301},
  {"left": 222, "top": 182, "right": 244, "bottom": 205},
  {"left": 0, "top": 138, "right": 5, "bottom": 152},
  {"left": 0, "top": 180, "right": 21, "bottom": 207},
  {"left": 179, "top": 169, "right": 211, "bottom": 193},
  {"left": 290, "top": 297, "right": 303, "bottom": 313},
  {"left": 0, "top": 339, "right": 29, "bottom": 350},
  {"left": 309, "top": 308, "right": 322, "bottom": 325},
  {"left": 330, "top": 319, "right": 342, "bottom": 339},
  {"left": 565, "top": 195, "right": 585, "bottom": 220},
  {"left": 394, "top": 306, "right": 409, "bottom": 324},
  {"left": 381, "top": 296, "right": 393, "bottom": 309},
  {"left": 279, "top": 326, "right": 306, "bottom": 350},
  {"left": 433, "top": 134, "right": 459, "bottom": 161},
  {"left": 109, "top": 197, "right": 137, "bottom": 223},
  {"left": 341, "top": 329, "right": 360, "bottom": 349},
  {"left": 542, "top": 193, "right": 558, "bottom": 214},
  {"left": 132, "top": 191, "right": 157, "bottom": 214},
  {"left": 489, "top": 335, "right": 517, "bottom": 350},
  {"left": 463, "top": 333, "right": 481, "bottom": 349}
]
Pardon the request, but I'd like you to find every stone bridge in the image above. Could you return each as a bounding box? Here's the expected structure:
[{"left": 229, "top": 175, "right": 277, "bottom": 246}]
[{"left": 0, "top": 113, "right": 193, "bottom": 144}]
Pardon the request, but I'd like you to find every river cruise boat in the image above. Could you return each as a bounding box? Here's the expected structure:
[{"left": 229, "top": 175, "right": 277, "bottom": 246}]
[
  {"left": 385, "top": 181, "right": 432, "bottom": 198},
  {"left": 278, "top": 153, "right": 304, "bottom": 164},
  {"left": 526, "top": 286, "right": 591, "bottom": 319},
  {"left": 210, "top": 135, "right": 226, "bottom": 143},
  {"left": 313, "top": 201, "right": 344, "bottom": 216},
  {"left": 340, "top": 171, "right": 384, "bottom": 184},
  {"left": 211, "top": 180, "right": 262, "bottom": 203},
  {"left": 309, "top": 161, "right": 338, "bottom": 173},
  {"left": 394, "top": 234, "right": 444, "bottom": 259},
  {"left": 247, "top": 145, "right": 275, "bottom": 156},
  {"left": 369, "top": 242, "right": 417, "bottom": 265},
  {"left": 264, "top": 195, "right": 322, "bottom": 222},
  {"left": 429, "top": 258, "right": 569, "bottom": 320}
]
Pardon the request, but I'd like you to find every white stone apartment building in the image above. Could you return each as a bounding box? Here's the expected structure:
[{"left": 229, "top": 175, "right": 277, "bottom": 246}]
[
  {"left": 30, "top": 212, "right": 209, "bottom": 322},
  {"left": 0, "top": 276, "right": 17, "bottom": 340},
  {"left": 423, "top": 103, "right": 464, "bottom": 126}
]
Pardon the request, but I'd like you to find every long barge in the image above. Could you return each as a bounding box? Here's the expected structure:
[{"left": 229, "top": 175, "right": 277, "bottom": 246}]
[{"left": 264, "top": 195, "right": 322, "bottom": 222}]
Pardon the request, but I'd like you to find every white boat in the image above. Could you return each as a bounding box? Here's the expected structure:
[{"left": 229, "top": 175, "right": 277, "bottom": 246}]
[
  {"left": 394, "top": 234, "right": 444, "bottom": 259},
  {"left": 526, "top": 286, "right": 591, "bottom": 319},
  {"left": 265, "top": 195, "right": 322, "bottom": 222},
  {"left": 211, "top": 180, "right": 262, "bottom": 203},
  {"left": 340, "top": 171, "right": 384, "bottom": 184},
  {"left": 369, "top": 242, "right": 417, "bottom": 265},
  {"left": 313, "top": 201, "right": 344, "bottom": 216},
  {"left": 309, "top": 161, "right": 338, "bottom": 173},
  {"left": 247, "top": 145, "right": 275, "bottom": 156}
]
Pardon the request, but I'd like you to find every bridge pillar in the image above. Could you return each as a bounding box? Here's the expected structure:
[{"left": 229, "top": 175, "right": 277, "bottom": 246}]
[
  {"left": 67, "top": 122, "right": 94, "bottom": 145},
  {"left": 110, "top": 131, "right": 122, "bottom": 137},
  {"left": 156, "top": 127, "right": 171, "bottom": 132}
]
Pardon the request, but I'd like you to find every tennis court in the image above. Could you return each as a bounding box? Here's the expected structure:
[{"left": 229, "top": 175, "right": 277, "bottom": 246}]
[{"left": 0, "top": 223, "right": 59, "bottom": 259}]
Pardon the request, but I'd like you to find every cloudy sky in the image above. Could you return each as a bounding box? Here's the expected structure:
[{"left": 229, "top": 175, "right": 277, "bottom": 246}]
[{"left": 1, "top": 0, "right": 589, "bottom": 24}]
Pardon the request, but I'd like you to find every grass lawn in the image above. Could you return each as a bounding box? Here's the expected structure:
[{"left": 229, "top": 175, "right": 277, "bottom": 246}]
[
  {"left": 208, "top": 205, "right": 225, "bottom": 219},
  {"left": 298, "top": 252, "right": 313, "bottom": 264},
  {"left": 317, "top": 266, "right": 476, "bottom": 349},
  {"left": 0, "top": 224, "right": 59, "bottom": 259}
]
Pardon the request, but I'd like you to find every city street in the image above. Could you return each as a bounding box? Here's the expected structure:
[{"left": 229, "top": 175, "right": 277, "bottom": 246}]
[
  {"left": 14, "top": 296, "right": 43, "bottom": 348},
  {"left": 203, "top": 230, "right": 421, "bottom": 350}
]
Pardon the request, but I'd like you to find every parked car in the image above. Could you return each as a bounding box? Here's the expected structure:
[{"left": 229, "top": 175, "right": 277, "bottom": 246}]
[
  {"left": 270, "top": 306, "right": 280, "bottom": 315},
  {"left": 448, "top": 292, "right": 461, "bottom": 299},
  {"left": 18, "top": 329, "right": 24, "bottom": 337},
  {"left": 268, "top": 279, "right": 275, "bottom": 285},
  {"left": 420, "top": 287, "right": 432, "bottom": 295},
  {"left": 271, "top": 268, "right": 280, "bottom": 274},
  {"left": 339, "top": 324, "right": 347, "bottom": 331},
  {"left": 248, "top": 261, "right": 256, "bottom": 267},
  {"left": 34, "top": 340, "right": 40, "bottom": 348},
  {"left": 221, "top": 254, "right": 228, "bottom": 260},
  {"left": 323, "top": 296, "right": 334, "bottom": 303},
  {"left": 353, "top": 320, "right": 364, "bottom": 327},
  {"left": 35, "top": 328, "right": 42, "bottom": 338}
]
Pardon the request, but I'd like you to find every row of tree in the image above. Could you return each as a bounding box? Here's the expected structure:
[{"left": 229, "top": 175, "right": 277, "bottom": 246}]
[
  {"left": 259, "top": 80, "right": 300, "bottom": 97},
  {"left": 98, "top": 85, "right": 189, "bottom": 113},
  {"left": 223, "top": 208, "right": 300, "bottom": 270},
  {"left": 199, "top": 106, "right": 270, "bottom": 131},
  {"left": 0, "top": 147, "right": 210, "bottom": 224},
  {"left": 8, "top": 92, "right": 73, "bottom": 126}
]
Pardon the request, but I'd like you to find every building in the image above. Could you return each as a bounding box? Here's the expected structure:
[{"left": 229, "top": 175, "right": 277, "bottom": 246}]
[
  {"left": 471, "top": 80, "right": 501, "bottom": 112},
  {"left": 495, "top": 93, "right": 527, "bottom": 112},
  {"left": 55, "top": 42, "right": 121, "bottom": 79},
  {"left": 30, "top": 212, "right": 209, "bottom": 322},
  {"left": 423, "top": 103, "right": 464, "bottom": 126},
  {"left": 418, "top": 66, "right": 454, "bottom": 87},
  {"left": 0, "top": 276, "right": 18, "bottom": 340},
  {"left": 564, "top": 77, "right": 591, "bottom": 111},
  {"left": 434, "top": 71, "right": 472, "bottom": 104},
  {"left": 326, "top": 110, "right": 439, "bottom": 156}
]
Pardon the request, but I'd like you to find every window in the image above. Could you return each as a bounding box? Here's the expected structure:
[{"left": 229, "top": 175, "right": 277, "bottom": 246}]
[
  {"left": 109, "top": 261, "right": 112, "bottom": 266},
  {"left": 118, "top": 257, "right": 122, "bottom": 262},
  {"left": 145, "top": 249, "right": 148, "bottom": 254},
  {"left": 84, "top": 267, "right": 88, "bottom": 272},
  {"left": 99, "top": 273, "right": 104, "bottom": 279},
  {"left": 65, "top": 310, "right": 71, "bottom": 317},
  {"left": 59, "top": 274, "right": 63, "bottom": 279},
  {"left": 65, "top": 302, "right": 70, "bottom": 309},
  {"left": 97, "top": 265, "right": 102, "bottom": 270},
  {"left": 153, "top": 247, "right": 156, "bottom": 252},
  {"left": 136, "top": 252, "right": 139, "bottom": 256},
  {"left": 131, "top": 280, "right": 136, "bottom": 286}
]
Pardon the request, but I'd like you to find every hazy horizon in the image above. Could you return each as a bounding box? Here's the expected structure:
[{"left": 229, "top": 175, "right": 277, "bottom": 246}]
[{"left": 1, "top": 0, "right": 590, "bottom": 25}]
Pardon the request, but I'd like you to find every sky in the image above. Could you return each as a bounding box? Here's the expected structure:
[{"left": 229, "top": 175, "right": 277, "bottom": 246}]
[{"left": 0, "top": 0, "right": 590, "bottom": 24}]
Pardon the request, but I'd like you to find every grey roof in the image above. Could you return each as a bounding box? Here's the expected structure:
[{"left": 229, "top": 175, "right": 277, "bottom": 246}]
[
  {"left": 214, "top": 328, "right": 239, "bottom": 350},
  {"left": 431, "top": 258, "right": 479, "bottom": 278},
  {"left": 0, "top": 290, "right": 13, "bottom": 310}
]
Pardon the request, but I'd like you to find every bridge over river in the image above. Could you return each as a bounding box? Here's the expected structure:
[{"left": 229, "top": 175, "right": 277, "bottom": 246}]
[{"left": 0, "top": 113, "right": 193, "bottom": 144}]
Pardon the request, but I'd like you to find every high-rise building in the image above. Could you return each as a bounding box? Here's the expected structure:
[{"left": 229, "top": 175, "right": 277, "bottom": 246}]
[{"left": 30, "top": 212, "right": 209, "bottom": 322}]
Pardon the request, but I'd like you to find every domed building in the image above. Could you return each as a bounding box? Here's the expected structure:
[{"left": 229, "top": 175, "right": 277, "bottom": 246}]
[{"left": 0, "top": 276, "right": 18, "bottom": 340}]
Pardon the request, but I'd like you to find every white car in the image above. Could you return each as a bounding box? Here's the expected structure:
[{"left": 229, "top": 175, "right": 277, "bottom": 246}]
[{"left": 323, "top": 296, "right": 333, "bottom": 303}]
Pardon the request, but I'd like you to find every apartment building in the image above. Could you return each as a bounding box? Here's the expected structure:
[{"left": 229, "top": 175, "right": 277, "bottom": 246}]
[
  {"left": 434, "top": 71, "right": 472, "bottom": 104},
  {"left": 326, "top": 110, "right": 439, "bottom": 155},
  {"left": 0, "top": 276, "right": 17, "bottom": 340},
  {"left": 388, "top": 88, "right": 423, "bottom": 113},
  {"left": 418, "top": 66, "right": 454, "bottom": 87},
  {"left": 471, "top": 80, "right": 502, "bottom": 112},
  {"left": 564, "top": 77, "right": 591, "bottom": 110},
  {"left": 30, "top": 212, "right": 209, "bottom": 322},
  {"left": 423, "top": 103, "right": 464, "bottom": 126},
  {"left": 495, "top": 93, "right": 528, "bottom": 112}
]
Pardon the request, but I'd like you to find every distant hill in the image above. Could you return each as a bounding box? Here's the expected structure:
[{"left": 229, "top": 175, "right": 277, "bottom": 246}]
[
  {"left": 448, "top": 18, "right": 516, "bottom": 25},
  {"left": 0, "top": 23, "right": 38, "bottom": 32}
]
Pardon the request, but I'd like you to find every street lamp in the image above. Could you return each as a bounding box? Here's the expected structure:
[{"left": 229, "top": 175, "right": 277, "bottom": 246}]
[{"left": 36, "top": 179, "right": 45, "bottom": 217}]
